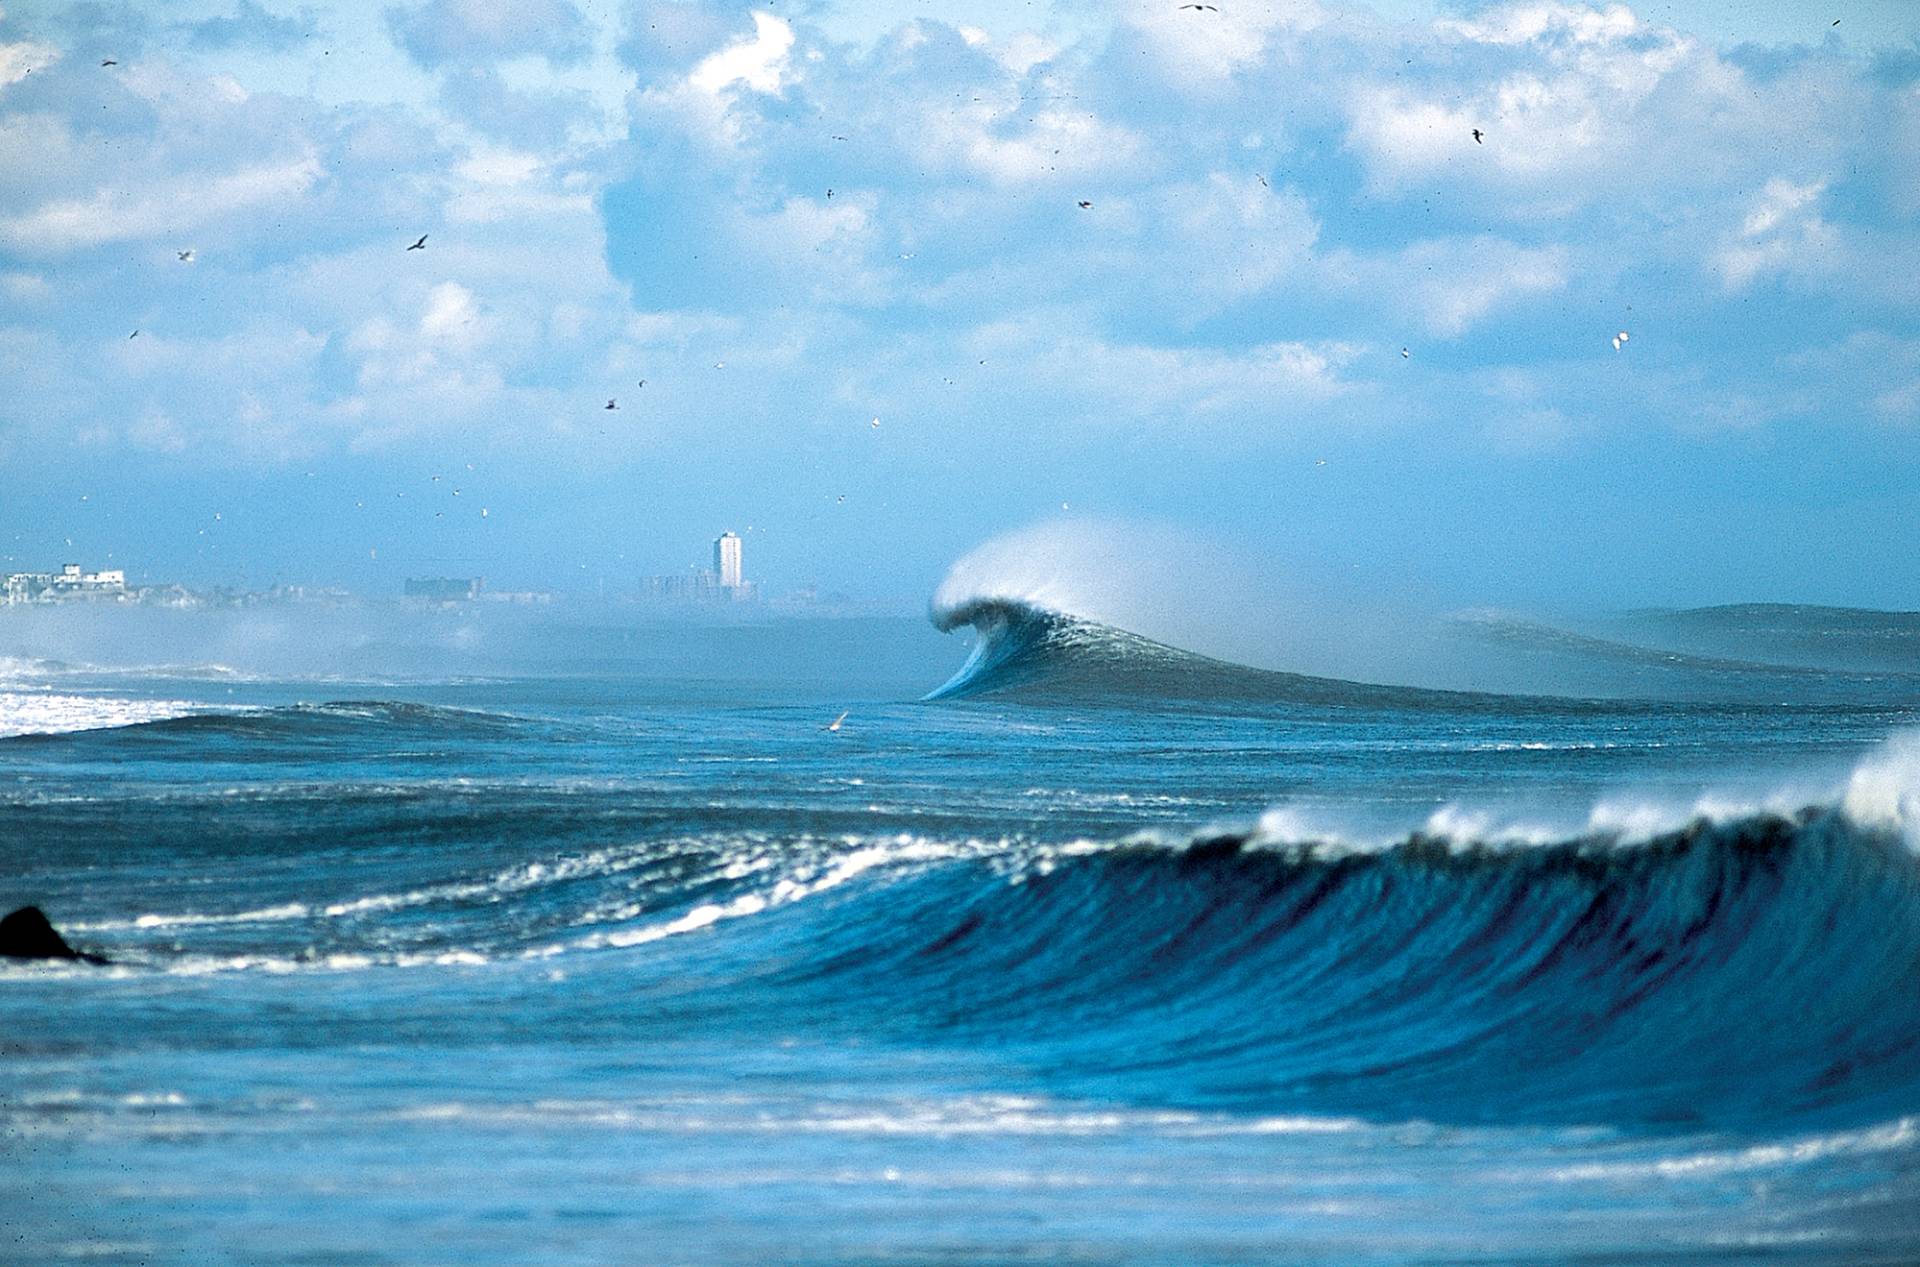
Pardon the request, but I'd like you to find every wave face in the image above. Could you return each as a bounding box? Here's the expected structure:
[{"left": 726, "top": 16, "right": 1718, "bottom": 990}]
[
  {"left": 42, "top": 800, "right": 1920, "bottom": 1135},
  {"left": 929, "top": 596, "right": 1505, "bottom": 708},
  {"left": 683, "top": 808, "right": 1920, "bottom": 1132}
]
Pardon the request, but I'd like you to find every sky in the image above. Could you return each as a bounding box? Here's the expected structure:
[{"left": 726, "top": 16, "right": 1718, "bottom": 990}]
[{"left": 0, "top": 0, "right": 1917, "bottom": 611}]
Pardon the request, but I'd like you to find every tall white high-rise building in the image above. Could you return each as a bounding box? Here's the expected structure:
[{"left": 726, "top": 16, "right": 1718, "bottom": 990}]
[{"left": 713, "top": 532, "right": 743, "bottom": 589}]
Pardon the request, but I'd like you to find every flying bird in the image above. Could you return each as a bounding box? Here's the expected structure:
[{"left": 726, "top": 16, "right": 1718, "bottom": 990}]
[
  {"left": 1178, "top": 4, "right": 1219, "bottom": 10},
  {"left": 823, "top": 710, "right": 849, "bottom": 733},
  {"left": 1612, "top": 330, "right": 1630, "bottom": 351},
  {"left": 1401, "top": 347, "right": 1410, "bottom": 358},
  {"left": 100, "top": 59, "right": 117, "bottom": 67},
  {"left": 870, "top": 417, "right": 881, "bottom": 428},
  {"left": 407, "top": 234, "right": 428, "bottom": 251},
  {"left": 605, "top": 399, "right": 618, "bottom": 410},
  {"left": 1472, "top": 128, "right": 1485, "bottom": 144},
  {"left": 177, "top": 249, "right": 193, "bottom": 262},
  {"left": 1077, "top": 199, "right": 1092, "bottom": 209},
  {"left": 128, "top": 329, "right": 138, "bottom": 339}
]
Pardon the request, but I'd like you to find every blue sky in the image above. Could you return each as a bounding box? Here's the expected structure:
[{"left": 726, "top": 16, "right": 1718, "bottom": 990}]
[{"left": 1, "top": 0, "right": 1917, "bottom": 609}]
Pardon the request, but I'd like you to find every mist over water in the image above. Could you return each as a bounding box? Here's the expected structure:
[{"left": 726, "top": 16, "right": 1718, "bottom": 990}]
[{"left": 931, "top": 519, "right": 1920, "bottom": 702}]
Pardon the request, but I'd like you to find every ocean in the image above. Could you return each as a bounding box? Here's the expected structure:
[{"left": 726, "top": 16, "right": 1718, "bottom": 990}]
[{"left": 5, "top": 597, "right": 1920, "bottom": 1265}]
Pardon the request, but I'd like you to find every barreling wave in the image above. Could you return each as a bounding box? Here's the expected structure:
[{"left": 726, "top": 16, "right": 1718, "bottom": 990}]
[{"left": 927, "top": 596, "right": 1508, "bottom": 709}]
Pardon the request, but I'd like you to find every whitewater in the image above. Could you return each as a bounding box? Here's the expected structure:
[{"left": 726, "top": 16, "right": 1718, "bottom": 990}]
[{"left": 5, "top": 577, "right": 1920, "bottom": 1264}]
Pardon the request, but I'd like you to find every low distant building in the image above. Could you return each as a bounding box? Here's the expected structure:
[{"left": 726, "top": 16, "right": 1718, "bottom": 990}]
[
  {"left": 639, "top": 531, "right": 758, "bottom": 604},
  {"left": 3, "top": 563, "right": 127, "bottom": 605},
  {"left": 404, "top": 576, "right": 482, "bottom": 602},
  {"left": 642, "top": 569, "right": 725, "bottom": 602}
]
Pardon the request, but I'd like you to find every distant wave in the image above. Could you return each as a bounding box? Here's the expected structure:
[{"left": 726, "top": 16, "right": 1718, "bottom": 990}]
[
  {"left": 927, "top": 596, "right": 1512, "bottom": 709},
  {"left": 1454, "top": 611, "right": 1920, "bottom": 690},
  {"left": 0, "top": 698, "right": 538, "bottom": 745}
]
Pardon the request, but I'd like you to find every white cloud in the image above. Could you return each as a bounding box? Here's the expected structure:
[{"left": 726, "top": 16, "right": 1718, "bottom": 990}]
[
  {"left": 1398, "top": 238, "right": 1568, "bottom": 336},
  {"left": 0, "top": 154, "right": 322, "bottom": 254},
  {"left": 388, "top": 0, "right": 594, "bottom": 67},
  {"left": 922, "top": 100, "right": 1147, "bottom": 186},
  {"left": 0, "top": 33, "right": 54, "bottom": 88},
  {"left": 971, "top": 315, "right": 1358, "bottom": 427},
  {"left": 0, "top": 270, "right": 49, "bottom": 301},
  {"left": 1121, "top": 0, "right": 1326, "bottom": 87},
  {"left": 1716, "top": 177, "right": 1837, "bottom": 289},
  {"left": 689, "top": 11, "right": 794, "bottom": 96},
  {"left": 1438, "top": 3, "right": 1640, "bottom": 47},
  {"left": 1346, "top": 5, "right": 1701, "bottom": 205},
  {"left": 420, "top": 281, "right": 480, "bottom": 343}
]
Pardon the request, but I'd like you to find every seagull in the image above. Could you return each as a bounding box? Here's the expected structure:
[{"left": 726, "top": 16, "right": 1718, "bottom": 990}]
[
  {"left": 826, "top": 189, "right": 833, "bottom": 199},
  {"left": 1472, "top": 128, "right": 1484, "bottom": 144},
  {"left": 177, "top": 249, "right": 193, "bottom": 262},
  {"left": 1178, "top": 3, "right": 1219, "bottom": 10},
  {"left": 1077, "top": 200, "right": 1092, "bottom": 209},
  {"left": 823, "top": 710, "right": 849, "bottom": 733},
  {"left": 100, "top": 59, "right": 117, "bottom": 67},
  {"left": 1401, "top": 347, "right": 1410, "bottom": 358},
  {"left": 1612, "top": 330, "right": 1629, "bottom": 351},
  {"left": 870, "top": 417, "right": 881, "bottom": 428},
  {"left": 637, "top": 379, "right": 646, "bottom": 388},
  {"left": 605, "top": 399, "right": 617, "bottom": 410},
  {"left": 407, "top": 234, "right": 428, "bottom": 251},
  {"left": 128, "top": 329, "right": 138, "bottom": 339}
]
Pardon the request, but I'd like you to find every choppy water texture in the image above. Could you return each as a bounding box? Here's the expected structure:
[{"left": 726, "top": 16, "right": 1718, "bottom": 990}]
[{"left": 6, "top": 602, "right": 1920, "bottom": 1265}]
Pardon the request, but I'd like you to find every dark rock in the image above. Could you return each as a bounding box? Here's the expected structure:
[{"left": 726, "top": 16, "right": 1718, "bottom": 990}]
[{"left": 0, "top": 906, "right": 109, "bottom": 964}]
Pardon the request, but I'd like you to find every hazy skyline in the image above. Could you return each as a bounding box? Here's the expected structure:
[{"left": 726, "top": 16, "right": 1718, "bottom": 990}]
[{"left": 2, "top": 0, "right": 1918, "bottom": 611}]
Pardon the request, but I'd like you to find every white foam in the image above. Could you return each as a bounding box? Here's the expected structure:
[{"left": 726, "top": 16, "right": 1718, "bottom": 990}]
[
  {"left": 0, "top": 691, "right": 211, "bottom": 738},
  {"left": 557, "top": 836, "right": 971, "bottom": 955},
  {"left": 1545, "top": 1116, "right": 1919, "bottom": 1183},
  {"left": 1843, "top": 731, "right": 1920, "bottom": 845},
  {"left": 387, "top": 1093, "right": 1365, "bottom": 1139}
]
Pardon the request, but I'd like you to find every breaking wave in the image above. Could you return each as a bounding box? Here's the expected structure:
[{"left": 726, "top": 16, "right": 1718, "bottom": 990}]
[
  {"left": 927, "top": 596, "right": 1508, "bottom": 709},
  {"left": 38, "top": 776, "right": 1920, "bottom": 1136}
]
